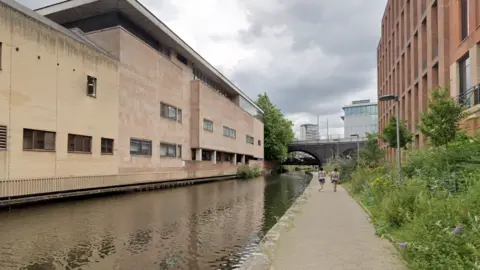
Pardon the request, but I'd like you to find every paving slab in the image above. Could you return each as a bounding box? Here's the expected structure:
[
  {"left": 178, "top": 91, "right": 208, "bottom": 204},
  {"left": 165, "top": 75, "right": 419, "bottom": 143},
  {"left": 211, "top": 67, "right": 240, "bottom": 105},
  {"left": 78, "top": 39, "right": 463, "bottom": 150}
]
[{"left": 269, "top": 176, "right": 406, "bottom": 270}]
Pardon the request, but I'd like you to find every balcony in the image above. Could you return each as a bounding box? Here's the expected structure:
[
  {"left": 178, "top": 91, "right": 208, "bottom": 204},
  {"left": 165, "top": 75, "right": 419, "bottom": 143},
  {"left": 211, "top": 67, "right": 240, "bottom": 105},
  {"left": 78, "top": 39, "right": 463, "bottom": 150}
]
[{"left": 456, "top": 84, "right": 480, "bottom": 109}]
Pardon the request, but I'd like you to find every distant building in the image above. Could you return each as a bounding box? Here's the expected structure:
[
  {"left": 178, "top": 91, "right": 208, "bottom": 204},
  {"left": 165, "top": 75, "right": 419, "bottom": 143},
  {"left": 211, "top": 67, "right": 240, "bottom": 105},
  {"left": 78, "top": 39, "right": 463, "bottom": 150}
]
[
  {"left": 300, "top": 124, "right": 318, "bottom": 140},
  {"left": 341, "top": 100, "right": 378, "bottom": 137}
]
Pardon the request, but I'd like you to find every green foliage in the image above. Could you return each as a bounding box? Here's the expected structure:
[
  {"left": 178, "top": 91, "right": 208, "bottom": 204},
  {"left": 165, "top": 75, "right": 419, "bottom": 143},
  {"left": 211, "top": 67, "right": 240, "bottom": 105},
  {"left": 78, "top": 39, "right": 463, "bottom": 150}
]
[
  {"left": 382, "top": 116, "right": 413, "bottom": 149},
  {"left": 236, "top": 165, "right": 262, "bottom": 179},
  {"left": 256, "top": 93, "right": 295, "bottom": 162},
  {"left": 345, "top": 138, "right": 480, "bottom": 269},
  {"left": 419, "top": 88, "right": 469, "bottom": 147},
  {"left": 359, "top": 133, "right": 386, "bottom": 168}
]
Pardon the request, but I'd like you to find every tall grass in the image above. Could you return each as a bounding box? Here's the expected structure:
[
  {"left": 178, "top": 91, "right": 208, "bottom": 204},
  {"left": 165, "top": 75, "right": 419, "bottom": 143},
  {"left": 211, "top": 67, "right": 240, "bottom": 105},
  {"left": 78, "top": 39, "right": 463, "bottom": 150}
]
[{"left": 338, "top": 137, "right": 480, "bottom": 270}]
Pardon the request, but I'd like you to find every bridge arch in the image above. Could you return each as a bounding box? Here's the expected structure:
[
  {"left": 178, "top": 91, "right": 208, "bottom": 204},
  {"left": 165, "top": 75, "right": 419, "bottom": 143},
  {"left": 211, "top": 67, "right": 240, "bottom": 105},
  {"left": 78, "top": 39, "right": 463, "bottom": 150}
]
[{"left": 286, "top": 150, "right": 322, "bottom": 166}]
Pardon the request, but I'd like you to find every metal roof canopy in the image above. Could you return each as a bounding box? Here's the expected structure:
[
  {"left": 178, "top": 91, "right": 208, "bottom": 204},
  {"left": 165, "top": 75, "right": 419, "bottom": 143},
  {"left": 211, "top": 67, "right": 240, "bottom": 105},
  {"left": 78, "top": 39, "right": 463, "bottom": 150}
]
[{"left": 36, "top": 0, "right": 263, "bottom": 114}]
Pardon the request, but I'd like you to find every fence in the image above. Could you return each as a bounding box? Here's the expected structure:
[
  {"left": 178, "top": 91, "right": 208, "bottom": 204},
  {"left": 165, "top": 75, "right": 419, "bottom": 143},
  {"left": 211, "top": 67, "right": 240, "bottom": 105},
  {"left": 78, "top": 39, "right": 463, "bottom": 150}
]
[{"left": 0, "top": 167, "right": 238, "bottom": 199}]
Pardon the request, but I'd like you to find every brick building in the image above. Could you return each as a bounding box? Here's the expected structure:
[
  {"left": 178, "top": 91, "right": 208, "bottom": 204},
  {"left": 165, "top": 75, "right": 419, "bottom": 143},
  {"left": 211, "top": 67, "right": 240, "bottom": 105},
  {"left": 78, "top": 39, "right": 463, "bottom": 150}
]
[{"left": 377, "top": 0, "right": 480, "bottom": 159}]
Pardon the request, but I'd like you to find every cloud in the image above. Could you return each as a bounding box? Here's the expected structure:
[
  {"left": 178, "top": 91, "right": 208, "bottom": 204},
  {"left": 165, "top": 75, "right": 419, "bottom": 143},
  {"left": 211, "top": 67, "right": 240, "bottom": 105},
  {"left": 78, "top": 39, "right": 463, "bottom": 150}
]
[
  {"left": 18, "top": 0, "right": 385, "bottom": 136},
  {"left": 232, "top": 0, "right": 386, "bottom": 120}
]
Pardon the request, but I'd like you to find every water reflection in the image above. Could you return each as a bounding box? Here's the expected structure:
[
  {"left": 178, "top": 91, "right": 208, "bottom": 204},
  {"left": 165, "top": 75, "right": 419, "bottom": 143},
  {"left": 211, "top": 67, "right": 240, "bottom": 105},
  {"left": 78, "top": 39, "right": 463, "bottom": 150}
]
[{"left": 0, "top": 172, "right": 310, "bottom": 270}]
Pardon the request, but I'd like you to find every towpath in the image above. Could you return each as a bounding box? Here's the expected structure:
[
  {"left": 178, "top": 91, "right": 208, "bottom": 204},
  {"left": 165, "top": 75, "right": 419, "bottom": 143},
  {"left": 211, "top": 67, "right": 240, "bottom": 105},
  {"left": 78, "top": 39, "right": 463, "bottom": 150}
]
[{"left": 269, "top": 176, "right": 406, "bottom": 270}]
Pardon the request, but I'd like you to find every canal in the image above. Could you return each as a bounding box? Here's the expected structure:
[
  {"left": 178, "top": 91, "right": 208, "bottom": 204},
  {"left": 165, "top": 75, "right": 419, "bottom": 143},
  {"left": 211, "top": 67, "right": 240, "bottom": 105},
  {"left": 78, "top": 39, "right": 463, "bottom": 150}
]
[{"left": 0, "top": 172, "right": 311, "bottom": 270}]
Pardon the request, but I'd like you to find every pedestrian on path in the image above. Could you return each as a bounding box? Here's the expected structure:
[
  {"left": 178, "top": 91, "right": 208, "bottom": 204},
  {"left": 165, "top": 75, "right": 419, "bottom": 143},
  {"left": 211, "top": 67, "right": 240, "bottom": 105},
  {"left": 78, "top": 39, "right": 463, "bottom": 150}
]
[
  {"left": 318, "top": 167, "right": 327, "bottom": 191},
  {"left": 330, "top": 168, "right": 340, "bottom": 192}
]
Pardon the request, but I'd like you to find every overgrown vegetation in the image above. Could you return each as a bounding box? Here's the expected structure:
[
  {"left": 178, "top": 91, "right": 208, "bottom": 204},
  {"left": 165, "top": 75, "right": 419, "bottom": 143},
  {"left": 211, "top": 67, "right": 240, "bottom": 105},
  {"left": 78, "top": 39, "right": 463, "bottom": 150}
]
[
  {"left": 335, "top": 88, "right": 480, "bottom": 270},
  {"left": 237, "top": 165, "right": 262, "bottom": 179}
]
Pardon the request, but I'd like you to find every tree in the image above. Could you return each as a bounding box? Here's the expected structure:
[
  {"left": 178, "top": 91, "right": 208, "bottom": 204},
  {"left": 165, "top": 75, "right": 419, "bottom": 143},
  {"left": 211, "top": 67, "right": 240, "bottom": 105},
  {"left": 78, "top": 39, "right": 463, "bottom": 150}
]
[
  {"left": 419, "top": 87, "right": 469, "bottom": 147},
  {"left": 256, "top": 93, "right": 295, "bottom": 161},
  {"left": 382, "top": 116, "right": 413, "bottom": 149},
  {"left": 360, "top": 133, "right": 386, "bottom": 168}
]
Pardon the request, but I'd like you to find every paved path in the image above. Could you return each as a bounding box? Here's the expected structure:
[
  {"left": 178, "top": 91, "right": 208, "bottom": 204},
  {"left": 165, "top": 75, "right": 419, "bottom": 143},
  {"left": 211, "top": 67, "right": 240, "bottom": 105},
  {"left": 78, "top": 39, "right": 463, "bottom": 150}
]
[{"left": 270, "top": 176, "right": 406, "bottom": 270}]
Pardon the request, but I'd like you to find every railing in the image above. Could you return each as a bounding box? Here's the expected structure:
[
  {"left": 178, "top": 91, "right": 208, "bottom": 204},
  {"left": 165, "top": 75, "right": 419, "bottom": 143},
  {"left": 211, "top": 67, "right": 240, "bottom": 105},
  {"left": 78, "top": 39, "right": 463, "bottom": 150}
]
[
  {"left": 0, "top": 168, "right": 239, "bottom": 199},
  {"left": 455, "top": 84, "right": 480, "bottom": 109},
  {"left": 291, "top": 136, "right": 366, "bottom": 145}
]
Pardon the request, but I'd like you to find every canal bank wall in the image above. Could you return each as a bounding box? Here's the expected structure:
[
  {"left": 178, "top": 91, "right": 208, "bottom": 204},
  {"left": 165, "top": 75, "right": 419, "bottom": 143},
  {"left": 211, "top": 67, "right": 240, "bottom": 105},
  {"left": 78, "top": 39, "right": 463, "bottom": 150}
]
[
  {"left": 0, "top": 173, "right": 238, "bottom": 209},
  {"left": 239, "top": 172, "right": 317, "bottom": 270}
]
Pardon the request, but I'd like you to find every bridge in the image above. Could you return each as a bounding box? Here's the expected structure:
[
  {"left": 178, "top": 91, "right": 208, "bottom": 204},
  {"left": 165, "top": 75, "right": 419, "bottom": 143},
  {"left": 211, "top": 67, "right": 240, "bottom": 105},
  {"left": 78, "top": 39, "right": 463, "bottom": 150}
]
[{"left": 287, "top": 137, "right": 366, "bottom": 165}]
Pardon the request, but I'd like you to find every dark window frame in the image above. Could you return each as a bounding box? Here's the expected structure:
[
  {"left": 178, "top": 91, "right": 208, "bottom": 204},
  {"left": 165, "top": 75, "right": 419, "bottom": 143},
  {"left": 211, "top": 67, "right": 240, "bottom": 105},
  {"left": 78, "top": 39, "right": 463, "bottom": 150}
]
[
  {"left": 160, "top": 142, "right": 177, "bottom": 157},
  {"left": 176, "top": 53, "right": 188, "bottom": 65},
  {"left": 0, "top": 125, "right": 7, "bottom": 150},
  {"left": 246, "top": 135, "right": 254, "bottom": 144},
  {"left": 258, "top": 140, "right": 261, "bottom": 146},
  {"left": 23, "top": 128, "right": 56, "bottom": 151},
  {"left": 130, "top": 138, "right": 152, "bottom": 156},
  {"left": 203, "top": 119, "right": 213, "bottom": 132},
  {"left": 177, "top": 144, "right": 182, "bottom": 159},
  {"left": 160, "top": 102, "right": 182, "bottom": 122},
  {"left": 87, "top": 75, "right": 97, "bottom": 98},
  {"left": 0, "top": 42, "right": 2, "bottom": 70},
  {"left": 101, "top": 137, "right": 114, "bottom": 154},
  {"left": 68, "top": 134, "right": 92, "bottom": 153},
  {"left": 223, "top": 126, "right": 236, "bottom": 138},
  {"left": 461, "top": 0, "right": 469, "bottom": 40}
]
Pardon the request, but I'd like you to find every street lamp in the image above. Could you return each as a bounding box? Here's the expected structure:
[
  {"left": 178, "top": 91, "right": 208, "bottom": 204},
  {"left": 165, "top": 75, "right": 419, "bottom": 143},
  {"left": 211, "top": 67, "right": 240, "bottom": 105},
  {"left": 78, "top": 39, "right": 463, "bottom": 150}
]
[
  {"left": 350, "top": 134, "right": 360, "bottom": 161},
  {"left": 379, "top": 94, "right": 401, "bottom": 184}
]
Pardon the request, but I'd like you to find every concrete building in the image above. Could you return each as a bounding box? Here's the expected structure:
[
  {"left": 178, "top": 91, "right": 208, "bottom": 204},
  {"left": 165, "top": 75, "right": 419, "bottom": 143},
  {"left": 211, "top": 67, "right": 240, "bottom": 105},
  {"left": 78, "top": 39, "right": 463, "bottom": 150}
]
[
  {"left": 341, "top": 99, "right": 378, "bottom": 138},
  {"left": 0, "top": 0, "right": 264, "bottom": 198},
  {"left": 299, "top": 124, "right": 318, "bottom": 141},
  {"left": 377, "top": 0, "right": 480, "bottom": 160}
]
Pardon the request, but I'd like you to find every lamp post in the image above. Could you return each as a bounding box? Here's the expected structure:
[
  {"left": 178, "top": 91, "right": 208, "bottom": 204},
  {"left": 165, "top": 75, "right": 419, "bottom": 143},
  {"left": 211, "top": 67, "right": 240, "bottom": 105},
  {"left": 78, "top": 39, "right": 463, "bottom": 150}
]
[
  {"left": 379, "top": 94, "right": 401, "bottom": 184},
  {"left": 350, "top": 134, "right": 360, "bottom": 161}
]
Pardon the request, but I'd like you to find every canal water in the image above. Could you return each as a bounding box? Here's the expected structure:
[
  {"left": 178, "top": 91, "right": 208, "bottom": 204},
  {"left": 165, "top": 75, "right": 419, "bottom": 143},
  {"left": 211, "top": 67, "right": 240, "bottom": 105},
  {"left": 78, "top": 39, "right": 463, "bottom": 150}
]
[{"left": 0, "top": 172, "right": 311, "bottom": 270}]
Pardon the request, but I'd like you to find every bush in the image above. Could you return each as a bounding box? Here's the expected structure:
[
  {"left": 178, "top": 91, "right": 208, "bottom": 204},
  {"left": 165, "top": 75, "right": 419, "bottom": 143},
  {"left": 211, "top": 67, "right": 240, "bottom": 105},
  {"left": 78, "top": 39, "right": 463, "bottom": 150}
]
[
  {"left": 236, "top": 165, "right": 262, "bottom": 179},
  {"left": 347, "top": 138, "right": 480, "bottom": 269}
]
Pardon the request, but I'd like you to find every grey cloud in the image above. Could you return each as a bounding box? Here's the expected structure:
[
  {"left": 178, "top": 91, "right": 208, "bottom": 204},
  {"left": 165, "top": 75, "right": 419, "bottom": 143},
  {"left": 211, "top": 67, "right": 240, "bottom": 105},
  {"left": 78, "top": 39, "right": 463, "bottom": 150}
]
[{"left": 232, "top": 0, "right": 386, "bottom": 116}]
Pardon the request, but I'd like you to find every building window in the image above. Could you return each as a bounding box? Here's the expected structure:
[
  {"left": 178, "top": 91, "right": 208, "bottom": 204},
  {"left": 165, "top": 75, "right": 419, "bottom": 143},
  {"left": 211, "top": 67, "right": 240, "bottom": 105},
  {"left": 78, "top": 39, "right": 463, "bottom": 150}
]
[
  {"left": 258, "top": 140, "right": 261, "bottom": 146},
  {"left": 459, "top": 55, "right": 470, "bottom": 102},
  {"left": 178, "top": 144, "right": 182, "bottom": 158},
  {"left": 87, "top": 75, "right": 97, "bottom": 97},
  {"left": 130, "top": 139, "right": 152, "bottom": 156},
  {"left": 23, "top": 129, "right": 56, "bottom": 151},
  {"left": 246, "top": 135, "right": 254, "bottom": 144},
  {"left": 0, "top": 125, "right": 6, "bottom": 150},
  {"left": 176, "top": 53, "right": 188, "bottom": 65},
  {"left": 223, "top": 126, "right": 236, "bottom": 138},
  {"left": 203, "top": 119, "right": 213, "bottom": 131},
  {"left": 160, "top": 142, "right": 177, "bottom": 157},
  {"left": 101, "top": 138, "right": 114, "bottom": 154},
  {"left": 0, "top": 42, "right": 2, "bottom": 70},
  {"left": 461, "top": 0, "right": 469, "bottom": 40},
  {"left": 68, "top": 134, "right": 92, "bottom": 153},
  {"left": 160, "top": 103, "right": 182, "bottom": 122}
]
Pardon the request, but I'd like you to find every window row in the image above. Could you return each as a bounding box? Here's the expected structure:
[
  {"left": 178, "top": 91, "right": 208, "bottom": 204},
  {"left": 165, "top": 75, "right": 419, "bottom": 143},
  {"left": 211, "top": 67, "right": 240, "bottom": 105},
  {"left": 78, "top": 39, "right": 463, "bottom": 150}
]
[
  {"left": 223, "top": 126, "right": 236, "bottom": 138},
  {"left": 21, "top": 129, "right": 114, "bottom": 154},
  {"left": 344, "top": 105, "right": 378, "bottom": 116},
  {"left": 161, "top": 103, "right": 182, "bottom": 122},
  {"left": 130, "top": 139, "right": 182, "bottom": 158}
]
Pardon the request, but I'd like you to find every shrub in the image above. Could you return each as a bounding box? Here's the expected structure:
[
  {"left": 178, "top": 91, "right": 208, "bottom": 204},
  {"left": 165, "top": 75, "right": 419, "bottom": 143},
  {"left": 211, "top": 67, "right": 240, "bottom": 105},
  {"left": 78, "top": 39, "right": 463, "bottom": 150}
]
[{"left": 236, "top": 165, "right": 262, "bottom": 179}]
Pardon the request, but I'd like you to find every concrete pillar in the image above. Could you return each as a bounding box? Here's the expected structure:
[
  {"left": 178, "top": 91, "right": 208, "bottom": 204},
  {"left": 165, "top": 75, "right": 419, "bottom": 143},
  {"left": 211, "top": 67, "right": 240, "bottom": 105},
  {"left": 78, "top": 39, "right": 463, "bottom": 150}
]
[
  {"left": 233, "top": 153, "right": 237, "bottom": 165},
  {"left": 196, "top": 148, "right": 202, "bottom": 161},
  {"left": 212, "top": 151, "right": 217, "bottom": 164},
  {"left": 241, "top": 154, "right": 245, "bottom": 164}
]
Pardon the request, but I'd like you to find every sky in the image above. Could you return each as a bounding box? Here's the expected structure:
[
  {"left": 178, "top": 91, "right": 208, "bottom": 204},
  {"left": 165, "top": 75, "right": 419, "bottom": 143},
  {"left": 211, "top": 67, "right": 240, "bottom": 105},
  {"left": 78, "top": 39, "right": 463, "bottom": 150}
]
[{"left": 18, "top": 0, "right": 387, "bottom": 138}]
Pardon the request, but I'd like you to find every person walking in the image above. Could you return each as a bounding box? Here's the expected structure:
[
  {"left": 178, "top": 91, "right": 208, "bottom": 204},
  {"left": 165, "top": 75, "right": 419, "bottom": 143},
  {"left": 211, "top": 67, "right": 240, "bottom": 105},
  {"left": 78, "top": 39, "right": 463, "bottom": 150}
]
[
  {"left": 331, "top": 168, "right": 340, "bottom": 192},
  {"left": 318, "top": 167, "right": 327, "bottom": 191}
]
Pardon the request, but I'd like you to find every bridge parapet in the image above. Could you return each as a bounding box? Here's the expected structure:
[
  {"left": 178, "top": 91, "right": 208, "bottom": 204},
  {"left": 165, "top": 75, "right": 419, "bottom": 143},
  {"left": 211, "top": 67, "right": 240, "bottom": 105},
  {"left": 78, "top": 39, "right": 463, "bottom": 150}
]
[{"left": 290, "top": 137, "right": 366, "bottom": 145}]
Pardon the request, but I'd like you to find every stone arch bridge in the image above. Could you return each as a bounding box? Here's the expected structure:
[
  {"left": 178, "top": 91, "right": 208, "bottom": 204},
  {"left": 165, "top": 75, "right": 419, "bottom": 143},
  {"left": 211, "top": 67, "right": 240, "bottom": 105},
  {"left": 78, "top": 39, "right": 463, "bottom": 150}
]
[{"left": 287, "top": 138, "right": 365, "bottom": 165}]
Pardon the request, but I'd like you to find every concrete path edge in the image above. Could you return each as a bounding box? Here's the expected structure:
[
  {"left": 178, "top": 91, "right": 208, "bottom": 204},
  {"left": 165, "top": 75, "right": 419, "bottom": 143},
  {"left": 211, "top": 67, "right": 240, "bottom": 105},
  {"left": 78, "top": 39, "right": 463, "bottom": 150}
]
[{"left": 238, "top": 172, "right": 316, "bottom": 270}]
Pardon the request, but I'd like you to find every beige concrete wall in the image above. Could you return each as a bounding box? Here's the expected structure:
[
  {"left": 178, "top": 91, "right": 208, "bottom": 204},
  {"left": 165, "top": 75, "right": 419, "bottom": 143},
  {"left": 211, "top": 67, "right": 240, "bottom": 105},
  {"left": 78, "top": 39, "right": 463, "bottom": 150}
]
[
  {"left": 99, "top": 28, "right": 193, "bottom": 173},
  {"left": 194, "top": 81, "right": 264, "bottom": 158},
  {"left": 0, "top": 3, "right": 119, "bottom": 180}
]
